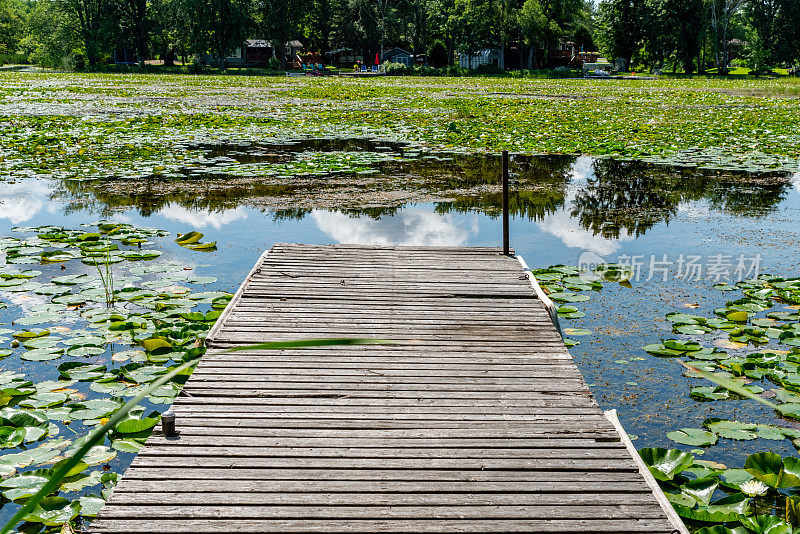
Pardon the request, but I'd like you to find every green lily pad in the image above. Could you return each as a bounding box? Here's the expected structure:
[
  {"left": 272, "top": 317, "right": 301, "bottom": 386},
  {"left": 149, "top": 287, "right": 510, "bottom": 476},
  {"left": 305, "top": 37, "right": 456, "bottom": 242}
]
[
  {"left": 13, "top": 329, "right": 50, "bottom": 340},
  {"left": 642, "top": 343, "right": 684, "bottom": 357},
  {"left": 738, "top": 515, "right": 792, "bottom": 534},
  {"left": 676, "top": 324, "right": 711, "bottom": 335},
  {"left": 745, "top": 452, "right": 800, "bottom": 488},
  {"left": 115, "top": 416, "right": 158, "bottom": 434},
  {"left": 562, "top": 327, "right": 592, "bottom": 336},
  {"left": 726, "top": 311, "right": 750, "bottom": 322},
  {"left": 175, "top": 231, "right": 203, "bottom": 245},
  {"left": 639, "top": 447, "right": 694, "bottom": 481},
  {"left": 673, "top": 493, "right": 751, "bottom": 523},
  {"left": 79, "top": 494, "right": 106, "bottom": 516},
  {"left": 704, "top": 419, "right": 758, "bottom": 441},
  {"left": 187, "top": 241, "right": 217, "bottom": 251},
  {"left": 60, "top": 470, "right": 102, "bottom": 492},
  {"left": 690, "top": 386, "right": 730, "bottom": 401},
  {"left": 20, "top": 348, "right": 63, "bottom": 361},
  {"left": 111, "top": 438, "right": 145, "bottom": 453},
  {"left": 72, "top": 445, "right": 117, "bottom": 466},
  {"left": 667, "top": 428, "right": 718, "bottom": 447},
  {"left": 140, "top": 337, "right": 173, "bottom": 352},
  {"left": 1, "top": 472, "right": 49, "bottom": 501},
  {"left": 681, "top": 476, "right": 720, "bottom": 507},
  {"left": 66, "top": 345, "right": 107, "bottom": 357}
]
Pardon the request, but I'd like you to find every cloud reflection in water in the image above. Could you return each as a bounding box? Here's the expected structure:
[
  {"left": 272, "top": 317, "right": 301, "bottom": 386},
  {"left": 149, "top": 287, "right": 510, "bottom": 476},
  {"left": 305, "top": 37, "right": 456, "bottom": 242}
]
[
  {"left": 0, "top": 181, "right": 53, "bottom": 224},
  {"left": 158, "top": 204, "right": 248, "bottom": 229},
  {"left": 535, "top": 156, "right": 635, "bottom": 257},
  {"left": 312, "top": 209, "right": 476, "bottom": 246}
]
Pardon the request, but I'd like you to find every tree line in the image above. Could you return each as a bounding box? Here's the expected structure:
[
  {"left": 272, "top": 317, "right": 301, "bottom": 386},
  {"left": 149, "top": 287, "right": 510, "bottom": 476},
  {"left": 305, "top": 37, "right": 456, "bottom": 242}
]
[{"left": 0, "top": 0, "right": 797, "bottom": 73}]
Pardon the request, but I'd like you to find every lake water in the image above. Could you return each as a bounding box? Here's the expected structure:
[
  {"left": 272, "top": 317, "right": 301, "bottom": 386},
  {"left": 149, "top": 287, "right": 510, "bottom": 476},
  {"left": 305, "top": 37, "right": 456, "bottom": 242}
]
[{"left": 1, "top": 143, "right": 800, "bottom": 523}]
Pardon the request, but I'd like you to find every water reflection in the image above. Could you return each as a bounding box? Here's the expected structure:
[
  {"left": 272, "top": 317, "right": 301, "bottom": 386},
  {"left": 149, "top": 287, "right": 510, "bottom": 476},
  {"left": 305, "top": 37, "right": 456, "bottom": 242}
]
[
  {"left": 0, "top": 140, "right": 799, "bottom": 475},
  {"left": 569, "top": 159, "right": 790, "bottom": 239},
  {"left": 159, "top": 204, "right": 248, "bottom": 229},
  {"left": 0, "top": 181, "right": 53, "bottom": 223},
  {"left": 40, "top": 141, "right": 796, "bottom": 244},
  {"left": 433, "top": 154, "right": 574, "bottom": 219},
  {"left": 538, "top": 193, "right": 636, "bottom": 256},
  {"left": 312, "top": 209, "right": 476, "bottom": 246},
  {"left": 570, "top": 160, "right": 681, "bottom": 239}
]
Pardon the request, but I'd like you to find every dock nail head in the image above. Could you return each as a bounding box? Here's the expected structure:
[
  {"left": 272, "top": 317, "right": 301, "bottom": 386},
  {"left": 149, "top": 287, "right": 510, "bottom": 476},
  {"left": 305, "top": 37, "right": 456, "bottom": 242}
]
[{"left": 161, "top": 409, "right": 177, "bottom": 437}]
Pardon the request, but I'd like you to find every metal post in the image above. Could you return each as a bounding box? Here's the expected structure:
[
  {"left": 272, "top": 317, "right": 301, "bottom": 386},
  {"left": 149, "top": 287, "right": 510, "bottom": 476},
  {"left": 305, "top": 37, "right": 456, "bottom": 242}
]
[
  {"left": 502, "top": 150, "right": 510, "bottom": 255},
  {"left": 161, "top": 409, "right": 177, "bottom": 437}
]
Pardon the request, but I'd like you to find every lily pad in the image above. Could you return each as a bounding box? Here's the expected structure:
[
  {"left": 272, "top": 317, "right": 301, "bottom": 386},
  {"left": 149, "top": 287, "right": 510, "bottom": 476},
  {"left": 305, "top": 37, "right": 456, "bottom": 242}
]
[
  {"left": 639, "top": 447, "right": 694, "bottom": 481},
  {"left": 667, "top": 428, "right": 718, "bottom": 447}
]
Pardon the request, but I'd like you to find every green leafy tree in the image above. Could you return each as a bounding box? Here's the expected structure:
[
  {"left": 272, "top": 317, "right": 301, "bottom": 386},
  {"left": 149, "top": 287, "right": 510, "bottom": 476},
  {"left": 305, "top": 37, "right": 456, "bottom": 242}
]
[
  {"left": 20, "top": 0, "right": 82, "bottom": 66},
  {"left": 772, "top": 0, "right": 799, "bottom": 64},
  {"left": 147, "top": 0, "right": 194, "bottom": 65},
  {"left": 665, "top": 0, "right": 706, "bottom": 73},
  {"left": 539, "top": 0, "right": 585, "bottom": 64},
  {"left": 454, "top": 0, "right": 496, "bottom": 68},
  {"left": 597, "top": 0, "right": 645, "bottom": 69},
  {"left": 111, "top": 0, "right": 150, "bottom": 63},
  {"left": 300, "top": 0, "right": 332, "bottom": 55},
  {"left": 59, "top": 0, "right": 113, "bottom": 65},
  {"left": 519, "top": 0, "right": 546, "bottom": 67},
  {"left": 637, "top": 0, "right": 671, "bottom": 70},
  {"left": 341, "top": 0, "right": 393, "bottom": 63},
  {"left": 258, "top": 0, "right": 305, "bottom": 67},
  {"left": 0, "top": 0, "right": 24, "bottom": 55},
  {"left": 744, "top": 0, "right": 785, "bottom": 69},
  {"left": 743, "top": 31, "right": 768, "bottom": 73},
  {"left": 709, "top": 0, "right": 743, "bottom": 73},
  {"left": 373, "top": 0, "right": 394, "bottom": 58},
  {"left": 328, "top": 0, "right": 359, "bottom": 59},
  {"left": 495, "top": 0, "right": 520, "bottom": 69},
  {"left": 427, "top": 0, "right": 459, "bottom": 65},
  {"left": 397, "top": 0, "right": 430, "bottom": 60},
  {"left": 187, "top": 0, "right": 250, "bottom": 67}
]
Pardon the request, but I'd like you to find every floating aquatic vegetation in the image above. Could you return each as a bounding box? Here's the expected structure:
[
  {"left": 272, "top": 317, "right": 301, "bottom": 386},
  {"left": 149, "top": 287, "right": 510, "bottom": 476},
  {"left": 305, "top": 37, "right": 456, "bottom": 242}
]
[
  {"left": 532, "top": 265, "right": 598, "bottom": 347},
  {"left": 531, "top": 265, "right": 800, "bottom": 531},
  {"left": 175, "top": 231, "right": 216, "bottom": 252},
  {"left": 642, "top": 448, "right": 800, "bottom": 532},
  {"left": 1, "top": 74, "right": 799, "bottom": 189},
  {"left": 0, "top": 221, "right": 232, "bottom": 529},
  {"left": 644, "top": 276, "right": 800, "bottom": 444},
  {"left": 631, "top": 275, "right": 800, "bottom": 530}
]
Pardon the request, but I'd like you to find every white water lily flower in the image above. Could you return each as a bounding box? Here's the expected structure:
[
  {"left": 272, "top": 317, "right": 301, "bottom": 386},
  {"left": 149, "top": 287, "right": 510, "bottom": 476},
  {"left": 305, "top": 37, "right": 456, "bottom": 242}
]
[{"left": 739, "top": 480, "right": 769, "bottom": 497}]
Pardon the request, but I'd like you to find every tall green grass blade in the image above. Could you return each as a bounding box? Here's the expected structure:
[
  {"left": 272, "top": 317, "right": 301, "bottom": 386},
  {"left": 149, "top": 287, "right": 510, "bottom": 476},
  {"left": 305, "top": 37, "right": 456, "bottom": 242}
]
[
  {"left": 680, "top": 360, "right": 780, "bottom": 411},
  {"left": 218, "top": 338, "right": 394, "bottom": 353}
]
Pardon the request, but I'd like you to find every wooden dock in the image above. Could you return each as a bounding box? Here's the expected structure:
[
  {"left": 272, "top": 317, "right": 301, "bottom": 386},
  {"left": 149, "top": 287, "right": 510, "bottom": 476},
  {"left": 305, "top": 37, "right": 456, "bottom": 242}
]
[{"left": 87, "top": 244, "right": 683, "bottom": 533}]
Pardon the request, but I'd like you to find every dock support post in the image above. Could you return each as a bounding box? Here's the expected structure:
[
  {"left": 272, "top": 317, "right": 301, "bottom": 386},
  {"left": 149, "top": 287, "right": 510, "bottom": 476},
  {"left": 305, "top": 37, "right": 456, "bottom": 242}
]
[
  {"left": 161, "top": 409, "right": 176, "bottom": 437},
  {"left": 502, "top": 150, "right": 509, "bottom": 255}
]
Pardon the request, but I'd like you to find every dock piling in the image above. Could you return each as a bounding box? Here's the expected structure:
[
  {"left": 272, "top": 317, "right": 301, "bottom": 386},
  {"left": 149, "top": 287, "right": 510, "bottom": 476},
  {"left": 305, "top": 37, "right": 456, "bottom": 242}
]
[
  {"left": 160, "top": 409, "right": 176, "bottom": 437},
  {"left": 502, "top": 150, "right": 510, "bottom": 255}
]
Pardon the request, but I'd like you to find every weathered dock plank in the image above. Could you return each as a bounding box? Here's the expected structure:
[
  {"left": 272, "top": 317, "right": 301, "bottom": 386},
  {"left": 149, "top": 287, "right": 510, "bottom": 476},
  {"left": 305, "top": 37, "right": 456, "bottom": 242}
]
[{"left": 86, "top": 244, "right": 682, "bottom": 534}]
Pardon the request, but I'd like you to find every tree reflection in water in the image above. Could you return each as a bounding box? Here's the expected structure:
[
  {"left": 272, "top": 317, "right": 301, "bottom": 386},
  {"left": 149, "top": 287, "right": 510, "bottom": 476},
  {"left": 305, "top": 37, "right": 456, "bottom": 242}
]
[
  {"left": 570, "top": 160, "right": 791, "bottom": 239},
  {"left": 434, "top": 155, "right": 575, "bottom": 220},
  {"left": 46, "top": 139, "right": 793, "bottom": 240}
]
